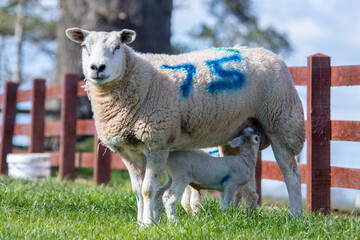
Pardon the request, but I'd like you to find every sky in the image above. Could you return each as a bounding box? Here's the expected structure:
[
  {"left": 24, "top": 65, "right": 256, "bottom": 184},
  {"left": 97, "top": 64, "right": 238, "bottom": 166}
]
[
  {"left": 253, "top": 0, "right": 360, "bottom": 66},
  {"left": 173, "top": 0, "right": 360, "bottom": 66}
]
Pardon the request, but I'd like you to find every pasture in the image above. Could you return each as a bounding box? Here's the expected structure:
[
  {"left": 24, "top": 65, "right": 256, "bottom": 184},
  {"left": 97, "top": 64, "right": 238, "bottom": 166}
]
[{"left": 1, "top": 170, "right": 359, "bottom": 239}]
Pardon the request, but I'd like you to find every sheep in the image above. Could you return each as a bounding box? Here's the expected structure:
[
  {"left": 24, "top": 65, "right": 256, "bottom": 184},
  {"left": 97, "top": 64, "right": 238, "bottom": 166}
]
[
  {"left": 65, "top": 28, "right": 305, "bottom": 225},
  {"left": 154, "top": 127, "right": 261, "bottom": 220}
]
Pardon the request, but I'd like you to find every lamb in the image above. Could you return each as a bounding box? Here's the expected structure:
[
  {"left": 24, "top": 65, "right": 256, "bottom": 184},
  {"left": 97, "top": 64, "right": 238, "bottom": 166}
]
[
  {"left": 65, "top": 28, "right": 305, "bottom": 225},
  {"left": 155, "top": 127, "right": 261, "bottom": 220}
]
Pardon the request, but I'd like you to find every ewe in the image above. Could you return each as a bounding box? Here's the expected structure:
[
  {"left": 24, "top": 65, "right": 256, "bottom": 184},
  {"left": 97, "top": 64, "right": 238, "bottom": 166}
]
[
  {"left": 155, "top": 127, "right": 261, "bottom": 220},
  {"left": 66, "top": 28, "right": 305, "bottom": 225}
]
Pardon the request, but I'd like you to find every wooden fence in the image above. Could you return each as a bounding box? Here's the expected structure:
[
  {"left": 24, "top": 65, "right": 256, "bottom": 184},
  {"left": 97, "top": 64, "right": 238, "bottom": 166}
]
[
  {"left": 0, "top": 73, "right": 126, "bottom": 184},
  {"left": 0, "top": 53, "right": 359, "bottom": 213}
]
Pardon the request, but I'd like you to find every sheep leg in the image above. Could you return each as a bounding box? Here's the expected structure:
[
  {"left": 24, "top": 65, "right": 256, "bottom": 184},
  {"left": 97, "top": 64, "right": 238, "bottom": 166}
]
[
  {"left": 220, "top": 191, "right": 225, "bottom": 210},
  {"left": 271, "top": 137, "right": 303, "bottom": 217},
  {"left": 189, "top": 187, "right": 202, "bottom": 214},
  {"left": 182, "top": 186, "right": 202, "bottom": 215},
  {"left": 141, "top": 147, "right": 169, "bottom": 225},
  {"left": 242, "top": 184, "right": 259, "bottom": 210},
  {"left": 242, "top": 169, "right": 258, "bottom": 209},
  {"left": 121, "top": 156, "right": 146, "bottom": 224},
  {"left": 181, "top": 185, "right": 193, "bottom": 213},
  {"left": 153, "top": 174, "right": 172, "bottom": 222},
  {"left": 219, "top": 144, "right": 243, "bottom": 205},
  {"left": 222, "top": 185, "right": 237, "bottom": 211},
  {"left": 163, "top": 181, "right": 187, "bottom": 220}
]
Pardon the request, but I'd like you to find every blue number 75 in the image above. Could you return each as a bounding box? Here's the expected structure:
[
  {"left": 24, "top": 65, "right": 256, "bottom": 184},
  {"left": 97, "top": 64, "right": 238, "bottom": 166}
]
[{"left": 205, "top": 55, "right": 245, "bottom": 94}]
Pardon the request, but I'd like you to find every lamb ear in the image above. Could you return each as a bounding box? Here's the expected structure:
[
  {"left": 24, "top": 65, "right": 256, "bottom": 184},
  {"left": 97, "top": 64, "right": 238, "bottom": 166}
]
[
  {"left": 66, "top": 28, "right": 90, "bottom": 43},
  {"left": 228, "top": 137, "right": 242, "bottom": 148},
  {"left": 120, "top": 29, "right": 136, "bottom": 44},
  {"left": 252, "top": 135, "right": 260, "bottom": 144}
]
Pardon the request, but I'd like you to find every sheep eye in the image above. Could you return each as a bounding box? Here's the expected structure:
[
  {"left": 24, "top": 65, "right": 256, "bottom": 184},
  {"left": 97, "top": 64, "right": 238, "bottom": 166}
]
[
  {"left": 113, "top": 44, "right": 121, "bottom": 54},
  {"left": 81, "top": 44, "right": 90, "bottom": 55}
]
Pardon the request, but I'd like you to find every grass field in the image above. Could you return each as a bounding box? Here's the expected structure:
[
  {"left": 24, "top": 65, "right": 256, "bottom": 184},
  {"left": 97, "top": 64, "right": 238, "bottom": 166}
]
[{"left": 0, "top": 169, "right": 359, "bottom": 239}]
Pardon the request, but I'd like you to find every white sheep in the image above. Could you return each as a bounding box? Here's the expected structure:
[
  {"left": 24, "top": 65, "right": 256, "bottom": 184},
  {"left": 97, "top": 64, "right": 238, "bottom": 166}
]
[
  {"left": 154, "top": 127, "right": 261, "bottom": 220},
  {"left": 65, "top": 28, "right": 305, "bottom": 225}
]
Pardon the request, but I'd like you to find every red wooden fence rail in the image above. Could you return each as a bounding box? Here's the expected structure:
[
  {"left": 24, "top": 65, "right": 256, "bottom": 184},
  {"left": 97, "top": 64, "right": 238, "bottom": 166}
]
[
  {"left": 0, "top": 53, "right": 359, "bottom": 213},
  {"left": 256, "top": 54, "right": 360, "bottom": 213}
]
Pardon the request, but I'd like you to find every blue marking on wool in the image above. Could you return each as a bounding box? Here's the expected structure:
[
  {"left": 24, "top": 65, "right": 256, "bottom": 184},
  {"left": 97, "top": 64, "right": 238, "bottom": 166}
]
[
  {"left": 220, "top": 174, "right": 231, "bottom": 185},
  {"left": 162, "top": 64, "right": 196, "bottom": 98},
  {"left": 136, "top": 195, "right": 140, "bottom": 201},
  {"left": 205, "top": 55, "right": 245, "bottom": 94},
  {"left": 208, "top": 149, "right": 219, "bottom": 155}
]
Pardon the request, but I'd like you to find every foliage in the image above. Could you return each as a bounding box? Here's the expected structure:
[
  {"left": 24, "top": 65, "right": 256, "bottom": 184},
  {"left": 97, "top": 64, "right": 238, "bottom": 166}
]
[
  {"left": 0, "top": 0, "right": 58, "bottom": 82},
  {"left": 0, "top": 6, "right": 15, "bottom": 36},
  {"left": 76, "top": 136, "right": 94, "bottom": 153},
  {"left": 189, "top": 0, "right": 292, "bottom": 56},
  {"left": 1, "top": 173, "right": 359, "bottom": 239},
  {"left": 0, "top": 0, "right": 57, "bottom": 41}
]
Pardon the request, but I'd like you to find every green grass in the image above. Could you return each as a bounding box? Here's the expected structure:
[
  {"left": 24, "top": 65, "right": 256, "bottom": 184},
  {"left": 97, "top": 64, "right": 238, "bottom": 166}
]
[{"left": 0, "top": 171, "right": 359, "bottom": 240}]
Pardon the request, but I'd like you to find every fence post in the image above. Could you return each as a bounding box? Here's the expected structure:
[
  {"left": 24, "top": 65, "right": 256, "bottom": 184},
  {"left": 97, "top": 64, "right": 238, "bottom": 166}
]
[
  {"left": 0, "top": 82, "right": 18, "bottom": 174},
  {"left": 306, "top": 53, "right": 331, "bottom": 214},
  {"left": 59, "top": 73, "right": 78, "bottom": 180},
  {"left": 29, "top": 78, "right": 46, "bottom": 153},
  {"left": 94, "top": 135, "right": 111, "bottom": 184},
  {"left": 255, "top": 151, "right": 262, "bottom": 205}
]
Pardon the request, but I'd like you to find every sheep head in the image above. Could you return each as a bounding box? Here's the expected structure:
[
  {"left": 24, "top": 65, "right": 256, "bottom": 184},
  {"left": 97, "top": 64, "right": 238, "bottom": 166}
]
[
  {"left": 228, "top": 127, "right": 261, "bottom": 148},
  {"left": 65, "top": 28, "right": 136, "bottom": 85}
]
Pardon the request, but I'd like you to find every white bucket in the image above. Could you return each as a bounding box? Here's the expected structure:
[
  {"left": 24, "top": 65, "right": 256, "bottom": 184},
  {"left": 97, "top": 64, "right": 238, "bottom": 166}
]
[
  {"left": 356, "top": 193, "right": 360, "bottom": 209},
  {"left": 6, "top": 153, "right": 51, "bottom": 179}
]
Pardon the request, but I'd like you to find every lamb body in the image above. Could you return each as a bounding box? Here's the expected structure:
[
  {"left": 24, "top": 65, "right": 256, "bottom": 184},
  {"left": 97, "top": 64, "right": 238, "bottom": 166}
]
[
  {"left": 156, "top": 128, "right": 261, "bottom": 220},
  {"left": 66, "top": 28, "right": 305, "bottom": 224}
]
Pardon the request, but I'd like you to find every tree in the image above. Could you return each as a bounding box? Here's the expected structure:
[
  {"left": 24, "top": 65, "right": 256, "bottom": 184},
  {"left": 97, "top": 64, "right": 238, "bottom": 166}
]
[
  {"left": 186, "top": 0, "right": 292, "bottom": 56},
  {"left": 0, "top": 0, "right": 57, "bottom": 84},
  {"left": 13, "top": 0, "right": 25, "bottom": 83},
  {"left": 52, "top": 0, "right": 173, "bottom": 85}
]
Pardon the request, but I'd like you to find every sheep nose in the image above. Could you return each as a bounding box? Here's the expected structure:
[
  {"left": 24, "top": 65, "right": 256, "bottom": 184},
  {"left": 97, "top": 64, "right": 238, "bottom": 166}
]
[{"left": 90, "top": 64, "right": 106, "bottom": 72}]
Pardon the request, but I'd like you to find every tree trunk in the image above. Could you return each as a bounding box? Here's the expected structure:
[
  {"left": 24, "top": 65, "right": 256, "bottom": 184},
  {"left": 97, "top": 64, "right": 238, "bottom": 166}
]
[{"left": 13, "top": 0, "right": 25, "bottom": 83}]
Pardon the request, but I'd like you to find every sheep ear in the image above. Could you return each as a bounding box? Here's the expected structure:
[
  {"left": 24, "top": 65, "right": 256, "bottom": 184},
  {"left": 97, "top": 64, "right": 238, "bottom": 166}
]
[
  {"left": 66, "top": 28, "right": 90, "bottom": 43},
  {"left": 252, "top": 135, "right": 260, "bottom": 144},
  {"left": 228, "top": 137, "right": 242, "bottom": 148},
  {"left": 120, "top": 29, "right": 136, "bottom": 44}
]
